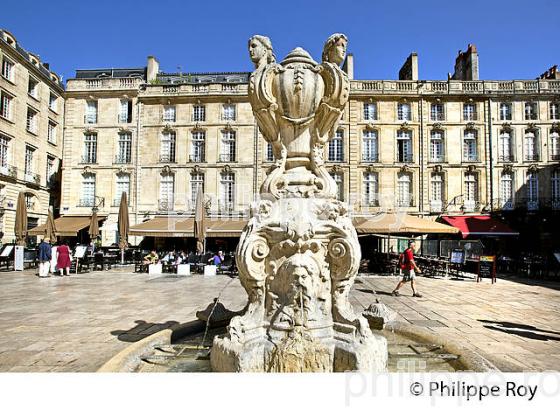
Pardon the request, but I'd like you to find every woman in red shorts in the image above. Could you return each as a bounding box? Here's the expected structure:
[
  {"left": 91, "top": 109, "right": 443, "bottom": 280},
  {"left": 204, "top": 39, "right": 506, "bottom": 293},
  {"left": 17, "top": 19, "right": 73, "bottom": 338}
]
[{"left": 57, "top": 241, "right": 72, "bottom": 276}]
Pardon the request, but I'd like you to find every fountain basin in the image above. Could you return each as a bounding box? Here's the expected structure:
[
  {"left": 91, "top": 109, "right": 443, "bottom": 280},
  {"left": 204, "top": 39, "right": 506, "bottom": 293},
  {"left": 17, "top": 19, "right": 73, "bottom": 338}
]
[{"left": 98, "top": 319, "right": 500, "bottom": 372}]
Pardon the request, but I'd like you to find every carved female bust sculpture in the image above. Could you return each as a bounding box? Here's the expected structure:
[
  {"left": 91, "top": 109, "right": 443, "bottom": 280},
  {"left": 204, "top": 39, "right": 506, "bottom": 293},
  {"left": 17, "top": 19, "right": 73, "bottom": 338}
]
[{"left": 248, "top": 35, "right": 276, "bottom": 69}]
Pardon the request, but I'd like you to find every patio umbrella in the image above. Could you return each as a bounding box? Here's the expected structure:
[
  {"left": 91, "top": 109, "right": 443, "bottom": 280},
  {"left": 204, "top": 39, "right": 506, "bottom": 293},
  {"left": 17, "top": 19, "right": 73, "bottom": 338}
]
[
  {"left": 14, "top": 192, "right": 27, "bottom": 246},
  {"left": 118, "top": 192, "right": 129, "bottom": 264},
  {"left": 89, "top": 210, "right": 100, "bottom": 241},
  {"left": 194, "top": 186, "right": 206, "bottom": 254},
  {"left": 46, "top": 208, "right": 57, "bottom": 243}
]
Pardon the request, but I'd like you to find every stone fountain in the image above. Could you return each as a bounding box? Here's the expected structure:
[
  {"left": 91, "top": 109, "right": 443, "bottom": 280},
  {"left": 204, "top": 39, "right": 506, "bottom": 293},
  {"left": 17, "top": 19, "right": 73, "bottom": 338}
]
[{"left": 210, "top": 34, "right": 388, "bottom": 372}]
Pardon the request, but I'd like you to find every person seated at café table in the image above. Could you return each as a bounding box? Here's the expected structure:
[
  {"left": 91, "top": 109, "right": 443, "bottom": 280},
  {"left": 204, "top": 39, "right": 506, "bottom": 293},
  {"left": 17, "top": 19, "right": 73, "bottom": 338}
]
[
  {"left": 143, "top": 250, "right": 159, "bottom": 266},
  {"left": 208, "top": 250, "right": 224, "bottom": 266},
  {"left": 174, "top": 250, "right": 187, "bottom": 266},
  {"left": 161, "top": 250, "right": 175, "bottom": 265}
]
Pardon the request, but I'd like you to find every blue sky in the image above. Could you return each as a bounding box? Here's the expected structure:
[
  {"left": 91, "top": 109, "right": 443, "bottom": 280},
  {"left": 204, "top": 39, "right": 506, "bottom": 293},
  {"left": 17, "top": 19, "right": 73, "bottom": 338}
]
[{"left": 2, "top": 0, "right": 559, "bottom": 82}]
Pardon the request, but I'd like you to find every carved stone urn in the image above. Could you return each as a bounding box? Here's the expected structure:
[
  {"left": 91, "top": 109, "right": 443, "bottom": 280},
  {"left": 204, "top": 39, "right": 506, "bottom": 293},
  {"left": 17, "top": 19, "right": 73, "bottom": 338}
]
[{"left": 210, "top": 34, "right": 387, "bottom": 372}]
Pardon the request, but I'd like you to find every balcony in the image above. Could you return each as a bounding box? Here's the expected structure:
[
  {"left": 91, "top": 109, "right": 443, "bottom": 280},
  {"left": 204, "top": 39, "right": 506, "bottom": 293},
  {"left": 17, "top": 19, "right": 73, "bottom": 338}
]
[
  {"left": 78, "top": 198, "right": 95, "bottom": 207},
  {"left": 24, "top": 172, "right": 40, "bottom": 185},
  {"left": 114, "top": 154, "right": 131, "bottom": 164},
  {"left": 158, "top": 200, "right": 174, "bottom": 211},
  {"left": 462, "top": 201, "right": 480, "bottom": 213},
  {"left": 219, "top": 154, "right": 236, "bottom": 162},
  {"left": 159, "top": 155, "right": 176, "bottom": 163},
  {"left": 463, "top": 156, "right": 478, "bottom": 163},
  {"left": 80, "top": 155, "right": 97, "bottom": 164},
  {"left": 218, "top": 200, "right": 234, "bottom": 213},
  {"left": 189, "top": 154, "right": 205, "bottom": 163},
  {"left": 361, "top": 154, "right": 379, "bottom": 162},
  {"left": 66, "top": 77, "right": 143, "bottom": 91},
  {"left": 429, "top": 156, "right": 445, "bottom": 163},
  {"left": 498, "top": 154, "right": 514, "bottom": 162},
  {"left": 83, "top": 115, "right": 97, "bottom": 124},
  {"left": 429, "top": 201, "right": 443, "bottom": 213},
  {"left": 0, "top": 165, "right": 17, "bottom": 179},
  {"left": 396, "top": 156, "right": 413, "bottom": 163},
  {"left": 524, "top": 154, "right": 540, "bottom": 162},
  {"left": 396, "top": 198, "right": 414, "bottom": 208}
]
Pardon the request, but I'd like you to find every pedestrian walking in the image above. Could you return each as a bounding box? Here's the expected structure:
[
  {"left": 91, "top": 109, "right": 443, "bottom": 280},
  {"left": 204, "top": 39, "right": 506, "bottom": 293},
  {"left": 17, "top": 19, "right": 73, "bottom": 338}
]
[
  {"left": 37, "top": 238, "right": 52, "bottom": 278},
  {"left": 392, "top": 240, "right": 422, "bottom": 297},
  {"left": 57, "top": 241, "right": 72, "bottom": 276}
]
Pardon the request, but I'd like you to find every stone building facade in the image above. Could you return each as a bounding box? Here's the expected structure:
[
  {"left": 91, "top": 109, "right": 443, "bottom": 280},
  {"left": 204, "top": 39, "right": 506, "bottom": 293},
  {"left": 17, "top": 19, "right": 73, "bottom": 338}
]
[
  {"left": 60, "top": 48, "right": 560, "bottom": 248},
  {"left": 0, "top": 30, "right": 64, "bottom": 244}
]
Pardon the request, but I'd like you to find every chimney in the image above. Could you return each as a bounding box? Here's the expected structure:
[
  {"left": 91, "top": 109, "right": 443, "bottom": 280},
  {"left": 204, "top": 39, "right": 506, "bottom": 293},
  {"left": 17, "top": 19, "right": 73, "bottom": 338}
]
[
  {"left": 147, "top": 56, "right": 159, "bottom": 82},
  {"left": 452, "top": 44, "right": 479, "bottom": 81},
  {"left": 399, "top": 53, "right": 418, "bottom": 81},
  {"left": 342, "top": 53, "right": 354, "bottom": 80}
]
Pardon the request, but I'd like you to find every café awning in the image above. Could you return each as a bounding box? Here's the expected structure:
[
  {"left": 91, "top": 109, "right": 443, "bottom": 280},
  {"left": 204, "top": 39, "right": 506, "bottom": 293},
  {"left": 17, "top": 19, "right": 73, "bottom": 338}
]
[
  {"left": 129, "top": 217, "right": 248, "bottom": 238},
  {"left": 28, "top": 216, "right": 107, "bottom": 237},
  {"left": 354, "top": 213, "right": 459, "bottom": 235},
  {"left": 440, "top": 215, "right": 519, "bottom": 239}
]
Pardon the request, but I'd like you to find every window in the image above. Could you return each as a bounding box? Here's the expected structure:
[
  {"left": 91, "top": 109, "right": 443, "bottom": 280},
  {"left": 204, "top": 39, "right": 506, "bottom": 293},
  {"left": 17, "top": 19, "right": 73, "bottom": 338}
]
[
  {"left": 429, "top": 130, "right": 444, "bottom": 162},
  {"left": 24, "top": 146, "right": 35, "bottom": 177},
  {"left": 499, "top": 102, "right": 512, "bottom": 121},
  {"left": 83, "top": 133, "right": 97, "bottom": 163},
  {"left": 551, "top": 131, "right": 560, "bottom": 160},
  {"left": 159, "top": 173, "right": 174, "bottom": 211},
  {"left": 28, "top": 78, "right": 39, "bottom": 99},
  {"left": 265, "top": 142, "right": 274, "bottom": 162},
  {"left": 0, "top": 134, "right": 9, "bottom": 170},
  {"left": 117, "top": 132, "right": 132, "bottom": 163},
  {"left": 328, "top": 129, "right": 344, "bottom": 162},
  {"left": 0, "top": 91, "right": 13, "bottom": 120},
  {"left": 190, "top": 172, "right": 204, "bottom": 207},
  {"left": 464, "top": 173, "right": 478, "bottom": 211},
  {"left": 463, "top": 103, "right": 477, "bottom": 121},
  {"left": 220, "top": 130, "right": 236, "bottom": 162},
  {"left": 363, "top": 172, "right": 378, "bottom": 206},
  {"left": 396, "top": 130, "right": 412, "bottom": 162},
  {"left": 80, "top": 174, "right": 95, "bottom": 206},
  {"left": 329, "top": 173, "right": 343, "bottom": 201},
  {"left": 524, "top": 130, "right": 538, "bottom": 161},
  {"left": 160, "top": 131, "right": 176, "bottom": 162},
  {"left": 191, "top": 131, "right": 205, "bottom": 162},
  {"left": 397, "top": 103, "right": 411, "bottom": 121},
  {"left": 499, "top": 131, "right": 513, "bottom": 162},
  {"left": 85, "top": 100, "right": 98, "bottom": 124},
  {"left": 220, "top": 172, "right": 235, "bottom": 210},
  {"left": 463, "top": 130, "right": 478, "bottom": 162},
  {"left": 551, "top": 103, "right": 560, "bottom": 120},
  {"left": 48, "top": 121, "right": 57, "bottom": 144},
  {"left": 430, "top": 173, "right": 444, "bottom": 212},
  {"left": 524, "top": 102, "right": 538, "bottom": 120},
  {"left": 26, "top": 108, "right": 38, "bottom": 134},
  {"left": 163, "top": 105, "right": 176, "bottom": 122},
  {"left": 193, "top": 105, "right": 205, "bottom": 122},
  {"left": 222, "top": 104, "right": 236, "bottom": 121},
  {"left": 363, "top": 103, "right": 377, "bottom": 121},
  {"left": 430, "top": 103, "right": 445, "bottom": 121},
  {"left": 500, "top": 172, "right": 514, "bottom": 210},
  {"left": 397, "top": 173, "right": 412, "bottom": 207},
  {"left": 46, "top": 155, "right": 56, "bottom": 184},
  {"left": 119, "top": 99, "right": 132, "bottom": 123},
  {"left": 81, "top": 174, "right": 96, "bottom": 207},
  {"left": 49, "top": 93, "right": 57, "bottom": 112},
  {"left": 526, "top": 172, "right": 538, "bottom": 210},
  {"left": 1, "top": 58, "right": 14, "bottom": 82},
  {"left": 362, "top": 130, "right": 378, "bottom": 161},
  {"left": 552, "top": 170, "right": 560, "bottom": 209},
  {"left": 115, "top": 174, "right": 130, "bottom": 204}
]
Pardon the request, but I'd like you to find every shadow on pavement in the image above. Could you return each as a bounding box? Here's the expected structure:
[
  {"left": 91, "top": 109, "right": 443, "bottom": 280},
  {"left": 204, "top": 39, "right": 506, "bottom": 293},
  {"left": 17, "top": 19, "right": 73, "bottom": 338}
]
[
  {"left": 479, "top": 319, "right": 560, "bottom": 341},
  {"left": 111, "top": 320, "right": 180, "bottom": 343}
]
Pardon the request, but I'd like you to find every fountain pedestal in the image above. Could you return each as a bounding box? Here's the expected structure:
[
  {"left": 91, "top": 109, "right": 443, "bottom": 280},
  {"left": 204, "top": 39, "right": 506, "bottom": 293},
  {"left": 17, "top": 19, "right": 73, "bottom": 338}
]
[{"left": 211, "top": 35, "right": 387, "bottom": 372}]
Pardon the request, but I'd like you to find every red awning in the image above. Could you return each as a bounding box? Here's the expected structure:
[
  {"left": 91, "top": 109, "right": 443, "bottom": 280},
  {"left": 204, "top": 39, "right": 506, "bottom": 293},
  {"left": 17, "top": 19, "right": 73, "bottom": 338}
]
[{"left": 440, "top": 216, "right": 519, "bottom": 239}]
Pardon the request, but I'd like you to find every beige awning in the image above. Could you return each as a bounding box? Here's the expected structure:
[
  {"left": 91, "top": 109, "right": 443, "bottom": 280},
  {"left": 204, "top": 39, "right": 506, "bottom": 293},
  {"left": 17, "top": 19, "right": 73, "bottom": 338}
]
[
  {"left": 129, "top": 217, "right": 249, "bottom": 238},
  {"left": 129, "top": 217, "right": 195, "bottom": 237},
  {"left": 29, "top": 216, "right": 107, "bottom": 237},
  {"left": 353, "top": 213, "right": 459, "bottom": 235}
]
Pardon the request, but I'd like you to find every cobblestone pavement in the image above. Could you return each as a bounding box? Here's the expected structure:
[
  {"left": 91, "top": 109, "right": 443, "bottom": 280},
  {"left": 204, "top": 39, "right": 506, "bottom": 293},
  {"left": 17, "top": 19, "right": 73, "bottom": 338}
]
[{"left": 0, "top": 269, "right": 558, "bottom": 372}]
